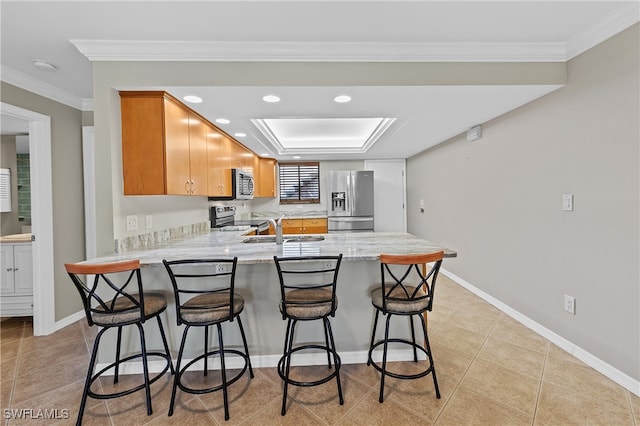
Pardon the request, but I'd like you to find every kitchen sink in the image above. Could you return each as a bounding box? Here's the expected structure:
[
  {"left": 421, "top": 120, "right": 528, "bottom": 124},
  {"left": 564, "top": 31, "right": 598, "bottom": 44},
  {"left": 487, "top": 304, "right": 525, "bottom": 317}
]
[{"left": 242, "top": 235, "right": 325, "bottom": 244}]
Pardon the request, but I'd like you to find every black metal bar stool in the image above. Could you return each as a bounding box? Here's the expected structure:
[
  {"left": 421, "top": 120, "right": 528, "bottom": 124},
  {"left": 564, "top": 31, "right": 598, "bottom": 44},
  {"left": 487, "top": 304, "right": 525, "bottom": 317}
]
[
  {"left": 273, "top": 254, "right": 344, "bottom": 416},
  {"left": 162, "top": 257, "right": 253, "bottom": 420},
  {"left": 367, "top": 251, "right": 444, "bottom": 403},
  {"left": 64, "top": 259, "right": 174, "bottom": 426}
]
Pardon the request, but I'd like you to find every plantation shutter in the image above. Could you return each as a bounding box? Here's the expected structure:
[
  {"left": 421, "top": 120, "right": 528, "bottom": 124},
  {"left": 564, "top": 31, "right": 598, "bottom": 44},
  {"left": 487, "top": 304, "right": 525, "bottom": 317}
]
[{"left": 278, "top": 162, "right": 320, "bottom": 204}]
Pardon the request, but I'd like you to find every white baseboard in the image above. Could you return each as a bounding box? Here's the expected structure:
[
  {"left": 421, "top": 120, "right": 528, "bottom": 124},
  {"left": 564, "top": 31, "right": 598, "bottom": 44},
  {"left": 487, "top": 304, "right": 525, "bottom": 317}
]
[
  {"left": 54, "top": 310, "right": 86, "bottom": 331},
  {"left": 440, "top": 268, "right": 640, "bottom": 397},
  {"left": 95, "top": 348, "right": 419, "bottom": 376}
]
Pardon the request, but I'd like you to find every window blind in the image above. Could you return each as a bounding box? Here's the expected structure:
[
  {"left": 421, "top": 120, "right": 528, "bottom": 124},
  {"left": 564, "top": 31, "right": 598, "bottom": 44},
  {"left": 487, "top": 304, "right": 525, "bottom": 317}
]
[{"left": 278, "top": 162, "right": 320, "bottom": 204}]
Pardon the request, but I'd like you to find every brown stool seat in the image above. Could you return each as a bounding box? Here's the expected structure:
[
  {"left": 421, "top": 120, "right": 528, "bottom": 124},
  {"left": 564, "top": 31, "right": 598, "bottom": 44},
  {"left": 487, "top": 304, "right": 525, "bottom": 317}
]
[
  {"left": 370, "top": 285, "right": 429, "bottom": 314},
  {"left": 92, "top": 292, "right": 168, "bottom": 325}
]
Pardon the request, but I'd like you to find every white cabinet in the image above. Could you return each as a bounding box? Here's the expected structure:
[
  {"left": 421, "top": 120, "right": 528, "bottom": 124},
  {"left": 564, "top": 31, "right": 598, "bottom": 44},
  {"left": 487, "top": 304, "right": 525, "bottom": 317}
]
[{"left": 0, "top": 243, "right": 33, "bottom": 316}]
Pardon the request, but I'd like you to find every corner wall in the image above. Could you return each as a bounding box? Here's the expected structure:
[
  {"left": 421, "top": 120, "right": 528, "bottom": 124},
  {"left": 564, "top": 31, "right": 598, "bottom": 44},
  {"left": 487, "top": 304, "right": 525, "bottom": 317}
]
[{"left": 406, "top": 25, "right": 639, "bottom": 381}]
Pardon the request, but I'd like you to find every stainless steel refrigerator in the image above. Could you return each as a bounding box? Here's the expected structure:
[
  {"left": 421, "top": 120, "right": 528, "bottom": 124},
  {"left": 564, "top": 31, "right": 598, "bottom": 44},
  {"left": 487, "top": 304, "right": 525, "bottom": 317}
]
[{"left": 327, "top": 170, "right": 374, "bottom": 232}]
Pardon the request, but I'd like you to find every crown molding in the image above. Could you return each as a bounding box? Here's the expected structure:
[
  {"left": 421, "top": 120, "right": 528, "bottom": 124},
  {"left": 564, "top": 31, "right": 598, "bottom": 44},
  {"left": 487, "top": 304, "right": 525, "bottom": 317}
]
[
  {"left": 71, "top": 39, "right": 569, "bottom": 63},
  {"left": 565, "top": 2, "right": 640, "bottom": 60},
  {"left": 0, "top": 66, "right": 92, "bottom": 111}
]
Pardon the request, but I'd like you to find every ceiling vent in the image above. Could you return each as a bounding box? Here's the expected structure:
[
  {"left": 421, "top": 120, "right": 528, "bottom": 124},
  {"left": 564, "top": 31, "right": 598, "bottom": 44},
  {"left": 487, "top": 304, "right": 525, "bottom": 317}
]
[{"left": 466, "top": 125, "right": 482, "bottom": 141}]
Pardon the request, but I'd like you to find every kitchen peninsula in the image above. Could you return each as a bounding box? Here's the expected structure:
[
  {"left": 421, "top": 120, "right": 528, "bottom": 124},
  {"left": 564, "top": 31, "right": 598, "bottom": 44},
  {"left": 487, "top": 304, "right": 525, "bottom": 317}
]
[{"left": 88, "top": 230, "right": 456, "bottom": 370}]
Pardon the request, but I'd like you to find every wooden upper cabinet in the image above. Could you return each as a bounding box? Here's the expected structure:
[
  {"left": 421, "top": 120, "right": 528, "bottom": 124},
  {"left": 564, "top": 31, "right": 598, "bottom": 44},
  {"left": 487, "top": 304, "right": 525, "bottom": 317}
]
[
  {"left": 207, "top": 128, "right": 233, "bottom": 197},
  {"left": 120, "top": 90, "right": 264, "bottom": 197},
  {"left": 229, "top": 141, "right": 255, "bottom": 172},
  {"left": 187, "top": 114, "right": 208, "bottom": 196},
  {"left": 120, "top": 91, "right": 208, "bottom": 196},
  {"left": 120, "top": 92, "right": 168, "bottom": 195},
  {"left": 163, "top": 97, "right": 190, "bottom": 195},
  {"left": 256, "top": 157, "right": 277, "bottom": 198}
]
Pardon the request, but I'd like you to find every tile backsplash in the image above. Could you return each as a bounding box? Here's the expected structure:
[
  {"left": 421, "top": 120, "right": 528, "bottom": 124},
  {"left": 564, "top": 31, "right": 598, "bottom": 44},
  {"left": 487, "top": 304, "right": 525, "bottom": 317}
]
[{"left": 114, "top": 221, "right": 210, "bottom": 253}]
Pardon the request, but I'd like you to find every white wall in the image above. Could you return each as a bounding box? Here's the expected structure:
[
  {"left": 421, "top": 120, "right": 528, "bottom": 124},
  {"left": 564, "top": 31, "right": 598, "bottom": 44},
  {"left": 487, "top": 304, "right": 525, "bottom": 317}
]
[{"left": 406, "top": 25, "right": 639, "bottom": 381}]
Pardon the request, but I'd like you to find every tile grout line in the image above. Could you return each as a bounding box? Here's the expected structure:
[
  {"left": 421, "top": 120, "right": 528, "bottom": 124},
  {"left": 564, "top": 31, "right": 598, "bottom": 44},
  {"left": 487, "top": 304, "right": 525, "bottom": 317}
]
[
  {"left": 5, "top": 319, "right": 27, "bottom": 426},
  {"left": 625, "top": 388, "right": 638, "bottom": 426},
  {"left": 531, "top": 340, "right": 551, "bottom": 426}
]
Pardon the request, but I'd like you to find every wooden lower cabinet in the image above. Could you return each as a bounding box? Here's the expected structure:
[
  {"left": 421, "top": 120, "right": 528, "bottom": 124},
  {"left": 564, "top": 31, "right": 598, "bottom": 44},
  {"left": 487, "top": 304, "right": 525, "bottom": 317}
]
[
  {"left": 303, "top": 218, "right": 328, "bottom": 234},
  {"left": 270, "top": 218, "right": 328, "bottom": 235}
]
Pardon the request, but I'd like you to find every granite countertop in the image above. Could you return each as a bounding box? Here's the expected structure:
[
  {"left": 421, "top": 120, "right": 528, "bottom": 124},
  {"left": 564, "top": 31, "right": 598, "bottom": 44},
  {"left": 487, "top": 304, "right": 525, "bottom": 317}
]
[
  {"left": 0, "top": 233, "right": 32, "bottom": 243},
  {"left": 87, "top": 230, "right": 456, "bottom": 266}
]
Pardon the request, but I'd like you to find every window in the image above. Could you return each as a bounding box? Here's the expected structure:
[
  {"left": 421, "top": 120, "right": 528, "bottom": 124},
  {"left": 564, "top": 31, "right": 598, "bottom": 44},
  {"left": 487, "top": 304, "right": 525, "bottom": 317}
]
[{"left": 279, "top": 162, "right": 320, "bottom": 204}]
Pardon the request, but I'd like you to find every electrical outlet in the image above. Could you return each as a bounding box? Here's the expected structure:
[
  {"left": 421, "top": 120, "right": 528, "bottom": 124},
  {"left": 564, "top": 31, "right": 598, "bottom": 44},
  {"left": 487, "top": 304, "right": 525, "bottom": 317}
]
[
  {"left": 214, "top": 264, "right": 227, "bottom": 273},
  {"left": 564, "top": 295, "right": 576, "bottom": 314},
  {"left": 126, "top": 215, "right": 138, "bottom": 231}
]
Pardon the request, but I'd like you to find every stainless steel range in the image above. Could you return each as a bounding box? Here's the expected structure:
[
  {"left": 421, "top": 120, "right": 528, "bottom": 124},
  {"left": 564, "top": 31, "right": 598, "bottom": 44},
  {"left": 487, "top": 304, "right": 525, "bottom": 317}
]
[{"left": 210, "top": 206, "right": 270, "bottom": 234}]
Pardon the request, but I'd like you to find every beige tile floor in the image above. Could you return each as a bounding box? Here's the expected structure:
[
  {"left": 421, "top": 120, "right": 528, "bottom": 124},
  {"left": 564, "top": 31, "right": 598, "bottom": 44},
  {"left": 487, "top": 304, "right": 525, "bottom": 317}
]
[{"left": 1, "top": 274, "right": 639, "bottom": 425}]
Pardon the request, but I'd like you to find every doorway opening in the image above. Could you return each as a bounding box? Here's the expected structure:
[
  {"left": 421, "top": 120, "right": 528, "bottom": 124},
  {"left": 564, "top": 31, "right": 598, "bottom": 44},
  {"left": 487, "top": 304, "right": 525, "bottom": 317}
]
[{"left": 1, "top": 103, "right": 55, "bottom": 335}]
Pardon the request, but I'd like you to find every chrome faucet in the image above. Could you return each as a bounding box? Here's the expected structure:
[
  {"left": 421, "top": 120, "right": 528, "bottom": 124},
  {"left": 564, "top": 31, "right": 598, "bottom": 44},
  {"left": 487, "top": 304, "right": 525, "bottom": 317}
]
[{"left": 268, "top": 215, "right": 286, "bottom": 244}]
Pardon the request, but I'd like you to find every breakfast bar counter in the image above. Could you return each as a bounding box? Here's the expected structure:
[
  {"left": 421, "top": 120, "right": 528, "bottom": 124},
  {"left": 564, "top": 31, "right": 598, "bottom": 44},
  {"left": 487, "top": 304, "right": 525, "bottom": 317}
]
[{"left": 88, "top": 231, "right": 456, "bottom": 372}]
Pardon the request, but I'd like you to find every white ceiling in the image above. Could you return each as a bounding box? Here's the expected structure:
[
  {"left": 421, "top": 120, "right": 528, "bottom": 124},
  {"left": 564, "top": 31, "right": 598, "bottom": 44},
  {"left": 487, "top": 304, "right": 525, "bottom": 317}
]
[{"left": 1, "top": 1, "right": 638, "bottom": 159}]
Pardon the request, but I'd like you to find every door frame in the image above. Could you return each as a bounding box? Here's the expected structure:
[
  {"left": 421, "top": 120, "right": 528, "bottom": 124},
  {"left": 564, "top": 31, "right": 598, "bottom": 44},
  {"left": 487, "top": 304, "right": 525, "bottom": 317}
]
[{"left": 1, "top": 103, "right": 55, "bottom": 335}]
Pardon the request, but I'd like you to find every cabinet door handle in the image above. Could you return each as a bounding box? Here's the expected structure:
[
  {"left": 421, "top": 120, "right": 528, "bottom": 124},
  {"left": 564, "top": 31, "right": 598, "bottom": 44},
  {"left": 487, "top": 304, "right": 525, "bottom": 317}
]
[
  {"left": 6, "top": 268, "right": 13, "bottom": 271},
  {"left": 13, "top": 268, "right": 18, "bottom": 271},
  {"left": 185, "top": 180, "right": 190, "bottom": 194}
]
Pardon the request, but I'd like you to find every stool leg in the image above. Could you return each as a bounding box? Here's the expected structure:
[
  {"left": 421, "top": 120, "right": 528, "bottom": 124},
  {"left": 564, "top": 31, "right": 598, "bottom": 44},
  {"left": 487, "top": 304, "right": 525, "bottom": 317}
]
[
  {"left": 420, "top": 314, "right": 440, "bottom": 399},
  {"left": 367, "top": 309, "right": 380, "bottom": 366},
  {"left": 236, "top": 315, "right": 254, "bottom": 378},
  {"left": 409, "top": 316, "right": 418, "bottom": 362},
  {"left": 379, "top": 313, "right": 392, "bottom": 403},
  {"left": 281, "top": 318, "right": 297, "bottom": 416},
  {"left": 169, "top": 325, "right": 190, "bottom": 416},
  {"left": 77, "top": 327, "right": 106, "bottom": 426},
  {"left": 204, "top": 325, "right": 209, "bottom": 376},
  {"left": 323, "top": 317, "right": 332, "bottom": 368},
  {"left": 155, "top": 315, "right": 175, "bottom": 375},
  {"left": 114, "top": 326, "right": 122, "bottom": 384},
  {"left": 325, "top": 317, "right": 344, "bottom": 405},
  {"left": 136, "top": 323, "right": 153, "bottom": 416},
  {"left": 216, "top": 323, "right": 230, "bottom": 421}
]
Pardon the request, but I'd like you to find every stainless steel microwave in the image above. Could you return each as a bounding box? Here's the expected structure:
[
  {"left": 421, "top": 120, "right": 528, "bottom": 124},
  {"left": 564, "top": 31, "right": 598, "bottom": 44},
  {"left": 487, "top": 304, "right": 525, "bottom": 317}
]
[{"left": 232, "top": 169, "right": 254, "bottom": 200}]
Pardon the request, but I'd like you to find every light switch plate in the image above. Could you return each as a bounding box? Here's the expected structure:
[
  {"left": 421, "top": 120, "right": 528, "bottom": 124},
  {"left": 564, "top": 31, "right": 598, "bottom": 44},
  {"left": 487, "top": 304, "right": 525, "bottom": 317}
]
[{"left": 562, "top": 194, "right": 573, "bottom": 211}]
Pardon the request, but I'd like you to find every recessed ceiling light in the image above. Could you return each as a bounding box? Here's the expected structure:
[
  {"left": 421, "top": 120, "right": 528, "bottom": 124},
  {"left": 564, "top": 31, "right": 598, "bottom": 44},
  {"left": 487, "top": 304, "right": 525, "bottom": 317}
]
[
  {"left": 292, "top": 155, "right": 301, "bottom": 159},
  {"left": 234, "top": 132, "right": 247, "bottom": 138},
  {"left": 216, "top": 118, "right": 230, "bottom": 124},
  {"left": 262, "top": 95, "right": 281, "bottom": 103},
  {"left": 183, "top": 95, "right": 202, "bottom": 104},
  {"left": 334, "top": 95, "right": 351, "bottom": 103},
  {"left": 260, "top": 152, "right": 270, "bottom": 156},
  {"left": 32, "top": 59, "right": 57, "bottom": 72}
]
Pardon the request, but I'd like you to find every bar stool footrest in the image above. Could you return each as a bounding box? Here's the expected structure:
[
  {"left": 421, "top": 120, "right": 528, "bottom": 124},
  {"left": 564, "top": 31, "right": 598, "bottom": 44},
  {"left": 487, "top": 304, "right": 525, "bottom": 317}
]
[
  {"left": 368, "top": 338, "right": 434, "bottom": 380},
  {"left": 87, "top": 351, "right": 172, "bottom": 400},
  {"left": 177, "top": 349, "right": 250, "bottom": 395},
  {"left": 278, "top": 344, "right": 342, "bottom": 387}
]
